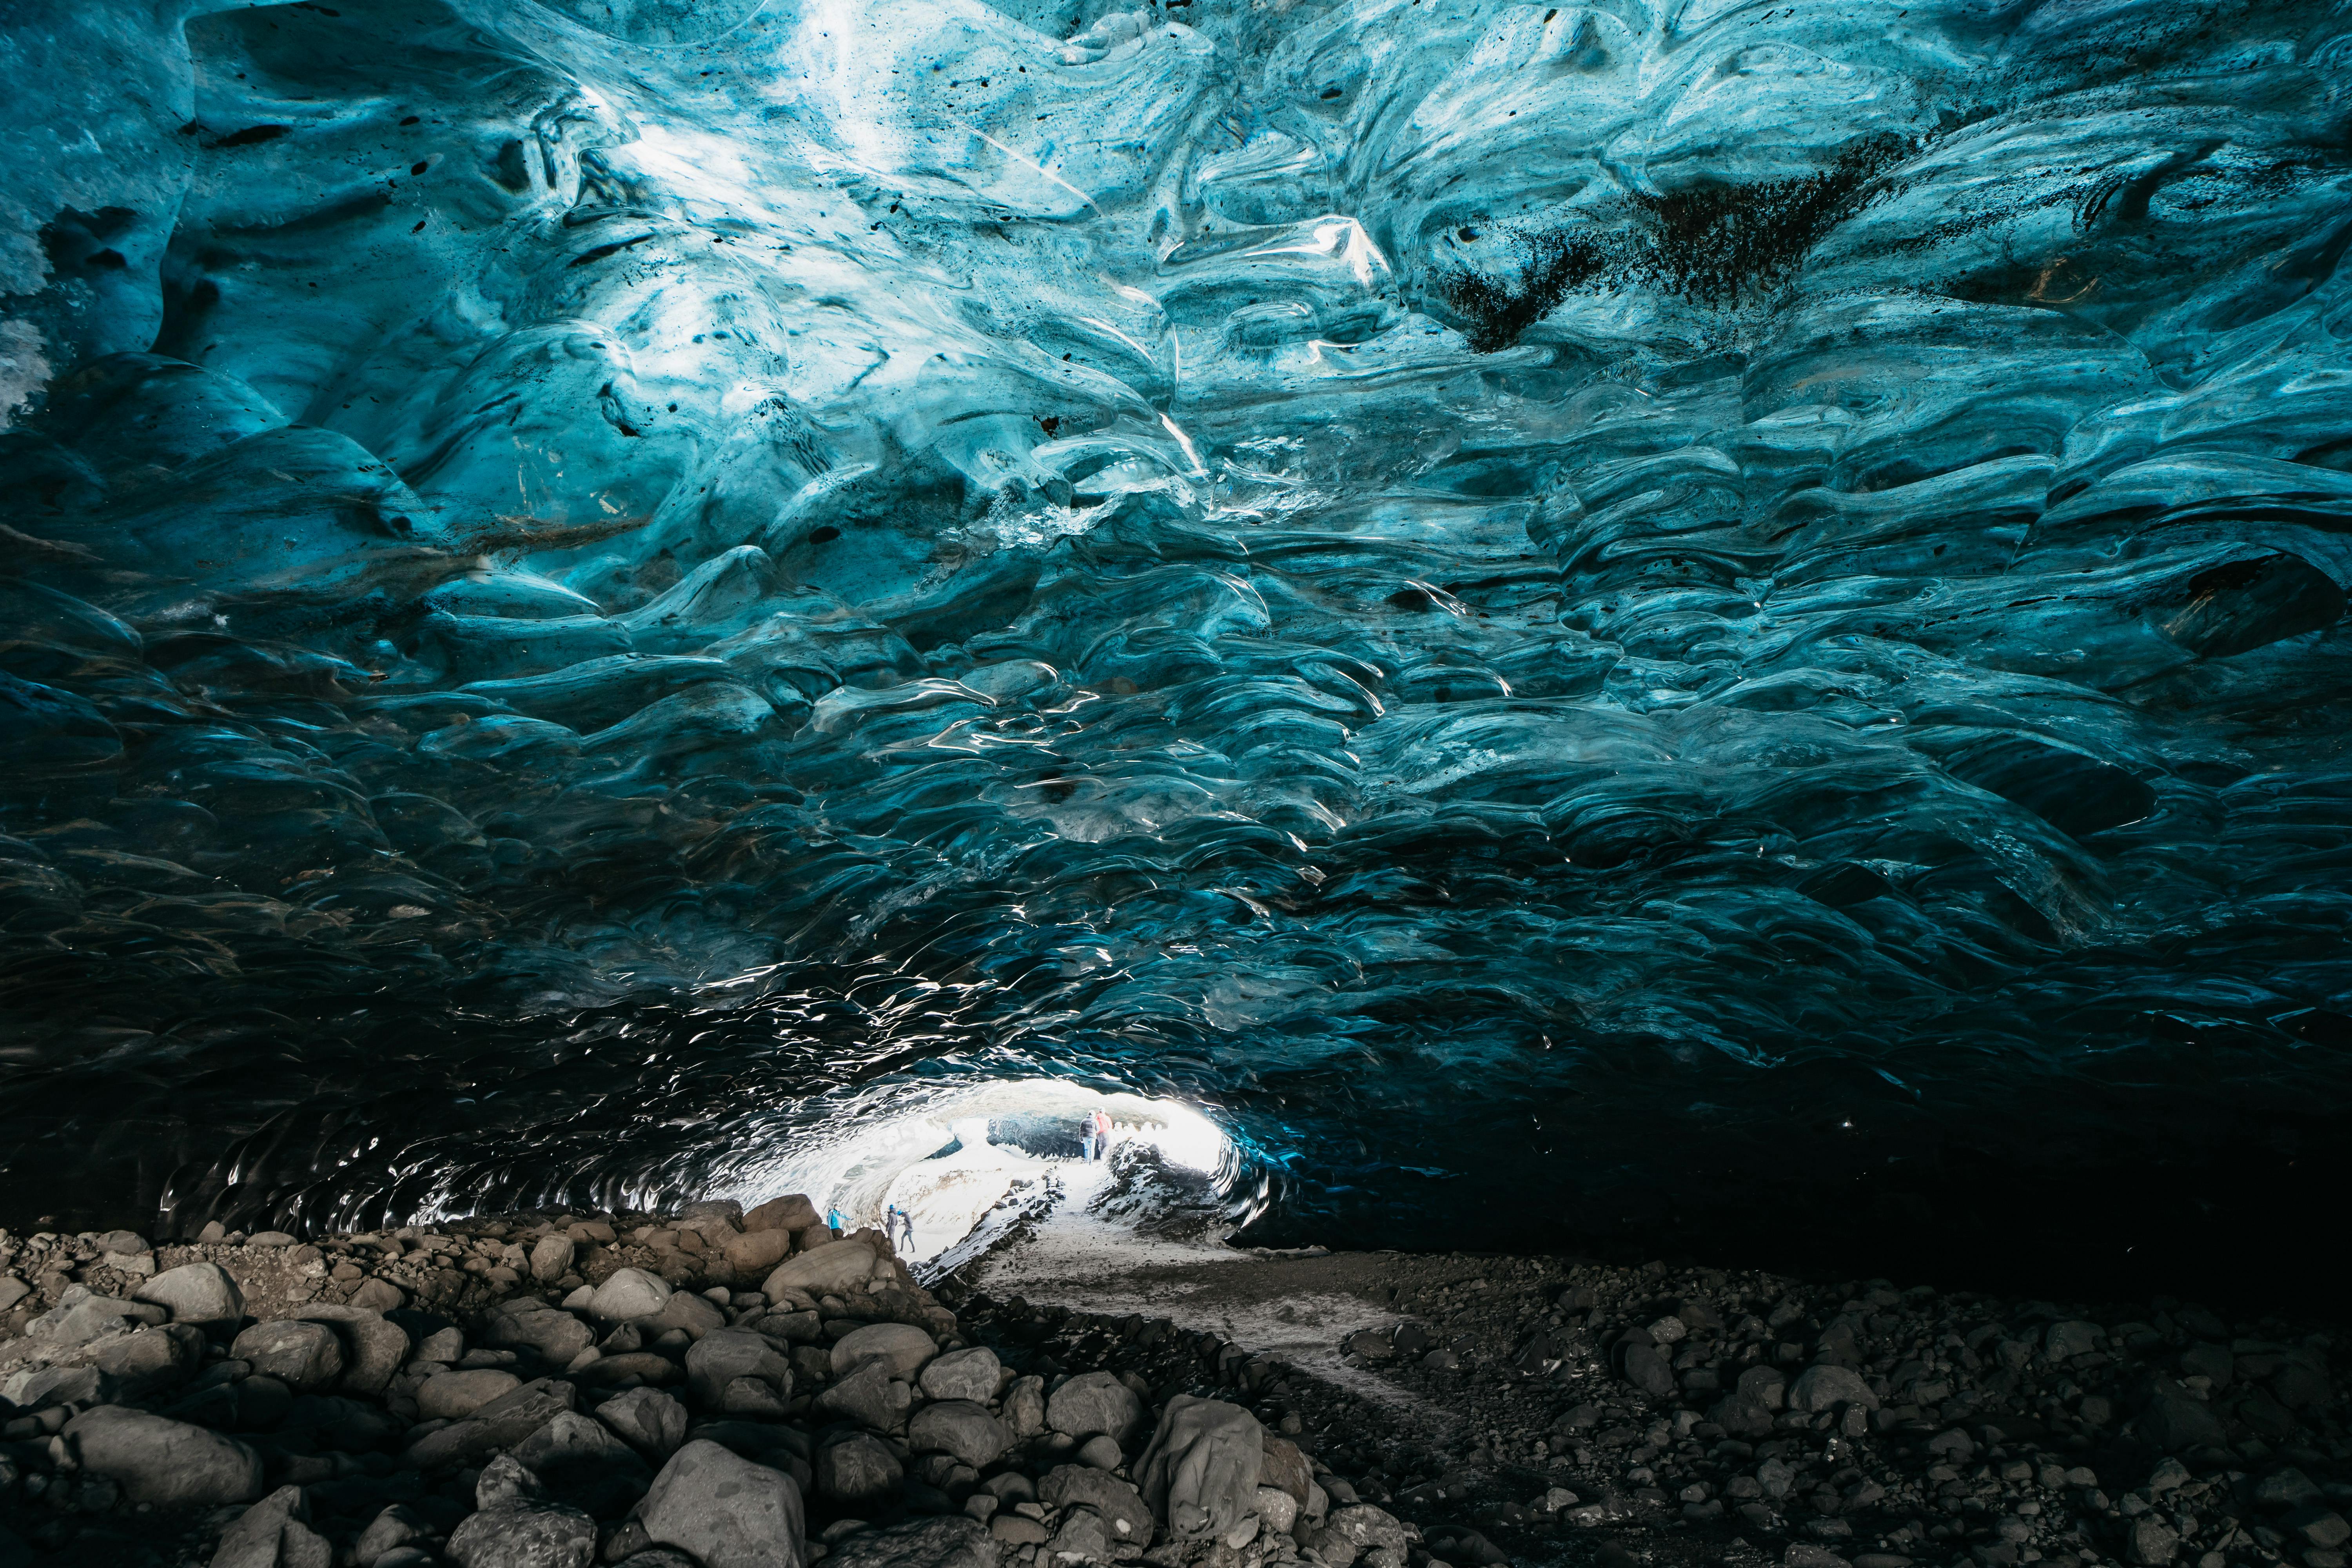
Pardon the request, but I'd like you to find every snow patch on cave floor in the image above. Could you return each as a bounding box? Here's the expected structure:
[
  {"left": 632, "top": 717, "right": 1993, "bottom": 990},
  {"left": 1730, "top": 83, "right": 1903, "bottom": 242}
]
[{"left": 956, "top": 1154, "right": 1459, "bottom": 1426}]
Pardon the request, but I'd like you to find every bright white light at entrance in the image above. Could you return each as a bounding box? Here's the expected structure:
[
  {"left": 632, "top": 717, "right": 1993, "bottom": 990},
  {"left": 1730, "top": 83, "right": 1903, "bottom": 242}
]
[
  {"left": 726, "top": 1079, "right": 1234, "bottom": 1265},
  {"left": 1140, "top": 1099, "right": 1225, "bottom": 1172}
]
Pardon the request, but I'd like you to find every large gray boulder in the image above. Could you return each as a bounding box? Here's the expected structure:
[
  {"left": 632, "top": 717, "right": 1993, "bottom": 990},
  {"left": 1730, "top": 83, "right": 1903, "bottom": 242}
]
[
  {"left": 530, "top": 1234, "right": 577, "bottom": 1284},
  {"left": 448, "top": 1454, "right": 601, "bottom": 1558},
  {"left": 477, "top": 1454, "right": 544, "bottom": 1512},
  {"left": 640, "top": 1439, "right": 806, "bottom": 1568},
  {"left": 717, "top": 1376, "right": 792, "bottom": 1419},
  {"left": 2284, "top": 1508, "right": 2352, "bottom": 1551},
  {"left": 353, "top": 1505, "right": 436, "bottom": 1566},
  {"left": 211, "top": 1485, "right": 331, "bottom": 1568},
  {"left": 1042, "top": 1465, "right": 1154, "bottom": 1549},
  {"left": 65, "top": 1406, "right": 264, "bottom": 1507},
  {"left": 644, "top": 1290, "right": 726, "bottom": 1340},
  {"left": 744, "top": 1194, "right": 820, "bottom": 1233},
  {"left": 726, "top": 1229, "right": 794, "bottom": 1278},
  {"left": 479, "top": 1297, "right": 595, "bottom": 1365},
  {"left": 2138, "top": 1377, "right": 2228, "bottom": 1450},
  {"left": 907, "top": 1399, "right": 1013, "bottom": 1469},
  {"left": 294, "top": 1305, "right": 411, "bottom": 1396},
  {"left": 582, "top": 1351, "right": 684, "bottom": 1389},
  {"left": 512, "top": 1410, "right": 655, "bottom": 1520},
  {"left": 1706, "top": 1394, "right": 1777, "bottom": 1439},
  {"left": 598, "top": 1387, "right": 690, "bottom": 1461},
  {"left": 762, "top": 1238, "right": 884, "bottom": 1299},
  {"left": 588, "top": 1268, "right": 675, "bottom": 1323},
  {"left": 614, "top": 1548, "right": 704, "bottom": 1568},
  {"left": 918, "top": 1347, "right": 1002, "bottom": 1403},
  {"left": 830, "top": 1321, "right": 936, "bottom": 1381},
  {"left": 1051, "top": 1508, "right": 1110, "bottom": 1563},
  {"left": 1320, "top": 1504, "right": 1410, "bottom": 1568},
  {"left": 1002, "top": 1375, "right": 1046, "bottom": 1438},
  {"left": 28, "top": 1289, "right": 163, "bottom": 1347},
  {"left": 1616, "top": 1340, "right": 1677, "bottom": 1399},
  {"left": 1788, "top": 1364, "right": 1880, "bottom": 1413},
  {"left": 448, "top": 1502, "right": 597, "bottom": 1568},
  {"left": 2128, "top": 1517, "right": 2182, "bottom": 1567},
  {"left": 1046, "top": 1371, "right": 1145, "bottom": 1446},
  {"left": 1256, "top": 1486, "right": 1299, "bottom": 1535},
  {"left": 1260, "top": 1436, "right": 1312, "bottom": 1504},
  {"left": 1136, "top": 1396, "right": 1263, "bottom": 1541},
  {"left": 817, "top": 1432, "right": 904, "bottom": 1506},
  {"left": 815, "top": 1358, "right": 911, "bottom": 1431},
  {"left": 687, "top": 1327, "right": 794, "bottom": 1408},
  {"left": 404, "top": 1377, "right": 577, "bottom": 1470},
  {"left": 135, "top": 1262, "right": 243, "bottom": 1331},
  {"left": 4, "top": 1365, "right": 111, "bottom": 1410},
  {"left": 1737, "top": 1365, "right": 1789, "bottom": 1408},
  {"left": 232, "top": 1320, "right": 346, "bottom": 1391},
  {"left": 825, "top": 1516, "right": 996, "bottom": 1568},
  {"left": 418, "top": 1368, "right": 524, "bottom": 1421},
  {"left": 2045, "top": 1320, "right": 2102, "bottom": 1361},
  {"left": 93, "top": 1324, "right": 203, "bottom": 1396}
]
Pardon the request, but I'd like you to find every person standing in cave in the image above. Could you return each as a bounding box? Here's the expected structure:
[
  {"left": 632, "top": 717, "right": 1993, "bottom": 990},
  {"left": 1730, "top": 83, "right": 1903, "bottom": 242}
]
[
  {"left": 884, "top": 1202, "right": 905, "bottom": 1252},
  {"left": 1093, "top": 1107, "right": 1114, "bottom": 1161},
  {"left": 1079, "top": 1118, "right": 1096, "bottom": 1161},
  {"left": 895, "top": 1207, "right": 916, "bottom": 1254}
]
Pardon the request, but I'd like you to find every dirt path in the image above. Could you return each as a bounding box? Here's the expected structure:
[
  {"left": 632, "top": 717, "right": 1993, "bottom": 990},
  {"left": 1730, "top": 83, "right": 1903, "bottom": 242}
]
[{"left": 963, "top": 1160, "right": 1464, "bottom": 1428}]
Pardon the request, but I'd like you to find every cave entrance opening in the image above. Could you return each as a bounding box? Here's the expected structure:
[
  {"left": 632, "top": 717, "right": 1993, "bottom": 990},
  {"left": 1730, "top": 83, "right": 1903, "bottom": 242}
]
[{"left": 731, "top": 1078, "right": 1235, "bottom": 1268}]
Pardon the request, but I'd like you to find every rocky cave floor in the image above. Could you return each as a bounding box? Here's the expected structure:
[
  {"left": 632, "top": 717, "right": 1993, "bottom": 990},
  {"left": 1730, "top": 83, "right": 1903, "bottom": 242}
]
[{"left": 0, "top": 1186, "right": 2342, "bottom": 1568}]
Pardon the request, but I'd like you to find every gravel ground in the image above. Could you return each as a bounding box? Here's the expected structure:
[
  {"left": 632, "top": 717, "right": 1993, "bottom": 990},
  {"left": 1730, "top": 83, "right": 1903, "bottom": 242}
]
[
  {"left": 0, "top": 1145, "right": 2340, "bottom": 1568},
  {"left": 949, "top": 1151, "right": 2352, "bottom": 1568}
]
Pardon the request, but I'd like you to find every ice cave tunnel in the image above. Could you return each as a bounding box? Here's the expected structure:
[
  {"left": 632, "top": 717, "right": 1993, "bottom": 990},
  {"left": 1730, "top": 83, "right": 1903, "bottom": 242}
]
[{"left": 4, "top": 0, "right": 2352, "bottom": 1304}]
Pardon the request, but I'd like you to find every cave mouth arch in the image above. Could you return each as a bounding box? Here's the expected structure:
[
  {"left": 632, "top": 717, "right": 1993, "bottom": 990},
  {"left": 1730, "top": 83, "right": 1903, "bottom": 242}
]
[{"left": 724, "top": 1079, "right": 1246, "bottom": 1270}]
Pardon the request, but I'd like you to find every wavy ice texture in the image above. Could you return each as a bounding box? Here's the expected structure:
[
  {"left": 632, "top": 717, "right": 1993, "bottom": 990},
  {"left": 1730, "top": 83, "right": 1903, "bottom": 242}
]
[{"left": 3, "top": 0, "right": 2352, "bottom": 1282}]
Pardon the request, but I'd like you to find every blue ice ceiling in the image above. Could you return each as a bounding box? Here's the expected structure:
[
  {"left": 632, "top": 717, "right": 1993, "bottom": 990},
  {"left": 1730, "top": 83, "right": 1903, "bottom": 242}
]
[{"left": 4, "top": 0, "right": 2352, "bottom": 1278}]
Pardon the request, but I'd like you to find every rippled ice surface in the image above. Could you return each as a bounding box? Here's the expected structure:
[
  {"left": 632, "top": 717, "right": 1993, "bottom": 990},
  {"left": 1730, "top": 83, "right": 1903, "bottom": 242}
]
[{"left": 4, "top": 0, "right": 2352, "bottom": 1280}]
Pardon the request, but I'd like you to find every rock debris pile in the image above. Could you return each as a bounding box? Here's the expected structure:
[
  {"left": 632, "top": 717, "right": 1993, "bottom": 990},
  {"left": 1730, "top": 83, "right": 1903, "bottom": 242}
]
[
  {"left": 0, "top": 1216, "right": 2346, "bottom": 1568},
  {"left": 1316, "top": 1257, "right": 2348, "bottom": 1568},
  {"left": 0, "top": 1201, "right": 1387, "bottom": 1568}
]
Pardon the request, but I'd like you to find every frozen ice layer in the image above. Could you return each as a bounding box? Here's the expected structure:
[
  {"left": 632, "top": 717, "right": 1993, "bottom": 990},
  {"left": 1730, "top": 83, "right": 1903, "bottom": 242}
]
[{"left": 0, "top": 0, "right": 2349, "bottom": 1287}]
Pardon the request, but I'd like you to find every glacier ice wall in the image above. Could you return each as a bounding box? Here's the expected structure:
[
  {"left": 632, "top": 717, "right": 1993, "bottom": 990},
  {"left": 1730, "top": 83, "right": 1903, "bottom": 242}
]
[{"left": 4, "top": 0, "right": 2352, "bottom": 1286}]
